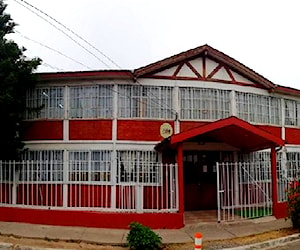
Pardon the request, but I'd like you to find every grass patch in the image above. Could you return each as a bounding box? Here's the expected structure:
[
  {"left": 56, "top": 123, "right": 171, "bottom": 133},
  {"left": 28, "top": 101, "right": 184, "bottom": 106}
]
[{"left": 234, "top": 207, "right": 272, "bottom": 219}]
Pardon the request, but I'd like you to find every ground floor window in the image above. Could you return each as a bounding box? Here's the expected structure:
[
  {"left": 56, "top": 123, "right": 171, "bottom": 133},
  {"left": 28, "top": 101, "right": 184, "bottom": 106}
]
[
  {"left": 69, "top": 150, "right": 112, "bottom": 183},
  {"left": 117, "top": 151, "right": 160, "bottom": 184},
  {"left": 20, "top": 150, "right": 63, "bottom": 182}
]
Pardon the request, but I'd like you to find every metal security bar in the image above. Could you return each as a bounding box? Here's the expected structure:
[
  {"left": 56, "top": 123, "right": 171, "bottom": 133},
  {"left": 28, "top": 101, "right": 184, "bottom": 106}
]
[
  {"left": 217, "top": 162, "right": 272, "bottom": 222},
  {"left": 0, "top": 161, "right": 178, "bottom": 213},
  {"left": 277, "top": 152, "right": 300, "bottom": 202}
]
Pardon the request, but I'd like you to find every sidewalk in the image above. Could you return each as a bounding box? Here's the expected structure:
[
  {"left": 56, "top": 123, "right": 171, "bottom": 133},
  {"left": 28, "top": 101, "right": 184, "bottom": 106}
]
[{"left": 0, "top": 216, "right": 294, "bottom": 247}]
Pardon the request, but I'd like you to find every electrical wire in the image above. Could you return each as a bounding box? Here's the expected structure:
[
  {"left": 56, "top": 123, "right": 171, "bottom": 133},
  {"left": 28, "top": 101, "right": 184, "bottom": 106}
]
[
  {"left": 12, "top": 0, "right": 176, "bottom": 117},
  {"left": 15, "top": 31, "right": 93, "bottom": 70},
  {"left": 12, "top": 0, "right": 111, "bottom": 68},
  {"left": 17, "top": 0, "right": 122, "bottom": 69}
]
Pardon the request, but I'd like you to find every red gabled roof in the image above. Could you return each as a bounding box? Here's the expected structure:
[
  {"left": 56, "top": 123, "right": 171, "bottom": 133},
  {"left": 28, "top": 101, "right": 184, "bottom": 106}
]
[
  {"left": 134, "top": 44, "right": 276, "bottom": 90},
  {"left": 157, "top": 116, "right": 284, "bottom": 152}
]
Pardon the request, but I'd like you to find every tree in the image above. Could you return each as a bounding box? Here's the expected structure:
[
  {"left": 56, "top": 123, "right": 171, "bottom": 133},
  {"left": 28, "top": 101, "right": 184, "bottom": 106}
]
[{"left": 0, "top": 0, "right": 41, "bottom": 160}]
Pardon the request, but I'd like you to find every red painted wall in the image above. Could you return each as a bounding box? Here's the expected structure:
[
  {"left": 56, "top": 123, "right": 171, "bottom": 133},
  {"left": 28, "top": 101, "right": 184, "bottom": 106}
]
[
  {"left": 285, "top": 127, "right": 300, "bottom": 145},
  {"left": 255, "top": 125, "right": 281, "bottom": 138},
  {"left": 17, "top": 184, "right": 63, "bottom": 206},
  {"left": 117, "top": 120, "right": 174, "bottom": 141},
  {"left": 22, "top": 121, "right": 63, "bottom": 140},
  {"left": 0, "top": 207, "right": 184, "bottom": 229},
  {"left": 69, "top": 120, "right": 112, "bottom": 140},
  {"left": 68, "top": 185, "right": 111, "bottom": 208},
  {"left": 180, "top": 121, "right": 209, "bottom": 132}
]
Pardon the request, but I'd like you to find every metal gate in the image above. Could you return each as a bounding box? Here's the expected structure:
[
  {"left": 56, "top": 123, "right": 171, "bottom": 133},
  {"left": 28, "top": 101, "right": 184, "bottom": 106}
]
[{"left": 217, "top": 162, "right": 272, "bottom": 222}]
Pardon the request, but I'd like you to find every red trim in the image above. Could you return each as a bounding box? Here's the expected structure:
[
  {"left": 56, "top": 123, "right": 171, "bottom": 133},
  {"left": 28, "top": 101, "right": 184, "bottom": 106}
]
[
  {"left": 38, "top": 71, "right": 133, "bottom": 80},
  {"left": 224, "top": 66, "right": 236, "bottom": 82},
  {"left": 202, "top": 56, "right": 206, "bottom": 78},
  {"left": 170, "top": 116, "right": 284, "bottom": 152},
  {"left": 271, "top": 147, "right": 278, "bottom": 218},
  {"left": 0, "top": 207, "right": 184, "bottom": 229},
  {"left": 171, "top": 117, "right": 284, "bottom": 145},
  {"left": 177, "top": 143, "right": 184, "bottom": 213},
  {"left": 207, "top": 63, "right": 223, "bottom": 79},
  {"left": 173, "top": 63, "right": 184, "bottom": 76},
  {"left": 186, "top": 61, "right": 202, "bottom": 78},
  {"left": 140, "top": 74, "right": 267, "bottom": 89}
]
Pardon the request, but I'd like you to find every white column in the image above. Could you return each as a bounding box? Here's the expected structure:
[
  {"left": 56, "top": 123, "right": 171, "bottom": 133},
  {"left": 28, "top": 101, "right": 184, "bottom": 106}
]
[
  {"left": 63, "top": 86, "right": 69, "bottom": 141},
  {"left": 63, "top": 150, "right": 68, "bottom": 208},
  {"left": 281, "top": 98, "right": 285, "bottom": 140},
  {"left": 173, "top": 85, "right": 180, "bottom": 133},
  {"left": 230, "top": 90, "right": 237, "bottom": 117},
  {"left": 110, "top": 83, "right": 118, "bottom": 209}
]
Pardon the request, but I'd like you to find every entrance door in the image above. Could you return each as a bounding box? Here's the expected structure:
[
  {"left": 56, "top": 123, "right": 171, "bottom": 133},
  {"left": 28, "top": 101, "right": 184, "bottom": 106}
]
[{"left": 183, "top": 151, "right": 233, "bottom": 211}]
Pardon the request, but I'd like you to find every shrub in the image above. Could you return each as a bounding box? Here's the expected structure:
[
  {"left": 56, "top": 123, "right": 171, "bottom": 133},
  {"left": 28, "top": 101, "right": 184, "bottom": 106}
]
[
  {"left": 286, "top": 179, "right": 300, "bottom": 228},
  {"left": 126, "top": 222, "right": 162, "bottom": 250}
]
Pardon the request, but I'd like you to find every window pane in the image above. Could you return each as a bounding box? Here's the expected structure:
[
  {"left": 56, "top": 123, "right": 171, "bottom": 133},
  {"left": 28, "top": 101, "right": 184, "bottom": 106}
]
[
  {"left": 69, "top": 85, "right": 112, "bottom": 118},
  {"left": 25, "top": 87, "right": 64, "bottom": 119},
  {"left": 236, "top": 92, "right": 281, "bottom": 125},
  {"left": 180, "top": 88, "right": 230, "bottom": 120},
  {"left": 117, "top": 150, "right": 160, "bottom": 184},
  {"left": 118, "top": 85, "right": 172, "bottom": 119},
  {"left": 20, "top": 150, "right": 63, "bottom": 182}
]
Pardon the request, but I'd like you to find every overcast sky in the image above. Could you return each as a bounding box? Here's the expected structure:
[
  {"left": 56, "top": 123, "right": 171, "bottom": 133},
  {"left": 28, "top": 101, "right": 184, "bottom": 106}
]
[{"left": 5, "top": 0, "right": 300, "bottom": 89}]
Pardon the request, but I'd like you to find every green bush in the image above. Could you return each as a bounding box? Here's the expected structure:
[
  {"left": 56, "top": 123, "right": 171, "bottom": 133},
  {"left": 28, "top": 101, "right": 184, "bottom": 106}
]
[
  {"left": 126, "top": 222, "right": 162, "bottom": 250},
  {"left": 287, "top": 179, "right": 300, "bottom": 228}
]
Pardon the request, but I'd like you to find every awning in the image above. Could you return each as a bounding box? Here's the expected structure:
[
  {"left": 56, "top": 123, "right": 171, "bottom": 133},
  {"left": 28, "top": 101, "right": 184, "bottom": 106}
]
[{"left": 156, "top": 116, "right": 285, "bottom": 152}]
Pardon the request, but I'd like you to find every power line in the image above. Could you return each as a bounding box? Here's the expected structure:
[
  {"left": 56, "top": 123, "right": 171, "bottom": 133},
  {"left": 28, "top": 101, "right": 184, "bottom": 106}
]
[
  {"left": 12, "top": 0, "right": 111, "bottom": 68},
  {"left": 12, "top": 0, "right": 176, "bottom": 116},
  {"left": 42, "top": 62, "right": 64, "bottom": 71},
  {"left": 16, "top": 0, "right": 121, "bottom": 69},
  {"left": 15, "top": 31, "right": 93, "bottom": 70}
]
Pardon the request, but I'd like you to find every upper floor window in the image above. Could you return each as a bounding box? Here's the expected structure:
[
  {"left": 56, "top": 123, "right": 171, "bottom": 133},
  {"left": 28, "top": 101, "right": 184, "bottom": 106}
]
[
  {"left": 285, "top": 99, "right": 300, "bottom": 126},
  {"left": 236, "top": 92, "right": 281, "bottom": 125},
  {"left": 25, "top": 87, "right": 64, "bottom": 119},
  {"left": 69, "top": 85, "right": 113, "bottom": 118},
  {"left": 180, "top": 88, "right": 230, "bottom": 120},
  {"left": 118, "top": 85, "right": 173, "bottom": 119}
]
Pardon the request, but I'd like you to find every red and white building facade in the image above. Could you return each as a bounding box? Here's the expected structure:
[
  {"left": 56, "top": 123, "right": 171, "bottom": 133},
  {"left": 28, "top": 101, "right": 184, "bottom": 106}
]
[{"left": 1, "top": 45, "right": 300, "bottom": 228}]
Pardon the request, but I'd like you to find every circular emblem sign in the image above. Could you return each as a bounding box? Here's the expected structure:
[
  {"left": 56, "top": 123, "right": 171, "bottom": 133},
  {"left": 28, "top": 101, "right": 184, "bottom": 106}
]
[{"left": 160, "top": 123, "right": 173, "bottom": 138}]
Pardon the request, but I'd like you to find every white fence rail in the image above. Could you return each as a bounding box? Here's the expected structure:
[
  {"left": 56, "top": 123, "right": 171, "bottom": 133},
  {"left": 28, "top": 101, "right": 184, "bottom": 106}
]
[
  {"left": 217, "top": 162, "right": 272, "bottom": 222},
  {"left": 0, "top": 161, "right": 178, "bottom": 213}
]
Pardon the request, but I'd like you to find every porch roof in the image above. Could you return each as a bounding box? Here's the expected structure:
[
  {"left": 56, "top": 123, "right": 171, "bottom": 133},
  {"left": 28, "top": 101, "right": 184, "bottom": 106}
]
[{"left": 156, "top": 116, "right": 285, "bottom": 152}]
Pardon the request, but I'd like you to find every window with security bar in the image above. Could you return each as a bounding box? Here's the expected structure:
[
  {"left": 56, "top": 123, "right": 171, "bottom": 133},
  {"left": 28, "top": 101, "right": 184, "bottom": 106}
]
[
  {"left": 285, "top": 99, "right": 300, "bottom": 126},
  {"left": 69, "top": 151, "right": 111, "bottom": 182},
  {"left": 118, "top": 85, "right": 173, "bottom": 119},
  {"left": 69, "top": 85, "right": 113, "bottom": 118},
  {"left": 236, "top": 92, "right": 281, "bottom": 125},
  {"left": 238, "top": 151, "right": 271, "bottom": 183},
  {"left": 20, "top": 150, "right": 63, "bottom": 182},
  {"left": 117, "top": 151, "right": 161, "bottom": 184},
  {"left": 180, "top": 88, "right": 230, "bottom": 120},
  {"left": 25, "top": 87, "right": 64, "bottom": 119}
]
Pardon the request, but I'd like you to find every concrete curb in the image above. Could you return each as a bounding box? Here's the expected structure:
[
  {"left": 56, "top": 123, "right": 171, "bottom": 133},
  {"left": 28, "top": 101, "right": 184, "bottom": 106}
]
[{"left": 224, "top": 233, "right": 300, "bottom": 249}]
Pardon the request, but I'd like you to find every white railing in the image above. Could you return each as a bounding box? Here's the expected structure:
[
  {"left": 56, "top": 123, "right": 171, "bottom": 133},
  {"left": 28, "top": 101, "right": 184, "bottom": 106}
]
[
  {"left": 0, "top": 161, "right": 178, "bottom": 213},
  {"left": 277, "top": 158, "right": 300, "bottom": 202},
  {"left": 217, "top": 162, "right": 272, "bottom": 222}
]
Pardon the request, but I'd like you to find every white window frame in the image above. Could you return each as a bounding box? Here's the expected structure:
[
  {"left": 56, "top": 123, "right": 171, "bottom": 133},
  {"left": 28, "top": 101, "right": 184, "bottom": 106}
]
[
  {"left": 236, "top": 92, "right": 281, "bottom": 125},
  {"left": 68, "top": 150, "right": 112, "bottom": 183},
  {"left": 25, "top": 87, "right": 64, "bottom": 119},
  {"left": 180, "top": 87, "right": 231, "bottom": 120},
  {"left": 118, "top": 85, "right": 172, "bottom": 119},
  {"left": 69, "top": 85, "right": 113, "bottom": 118},
  {"left": 117, "top": 150, "right": 161, "bottom": 185}
]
